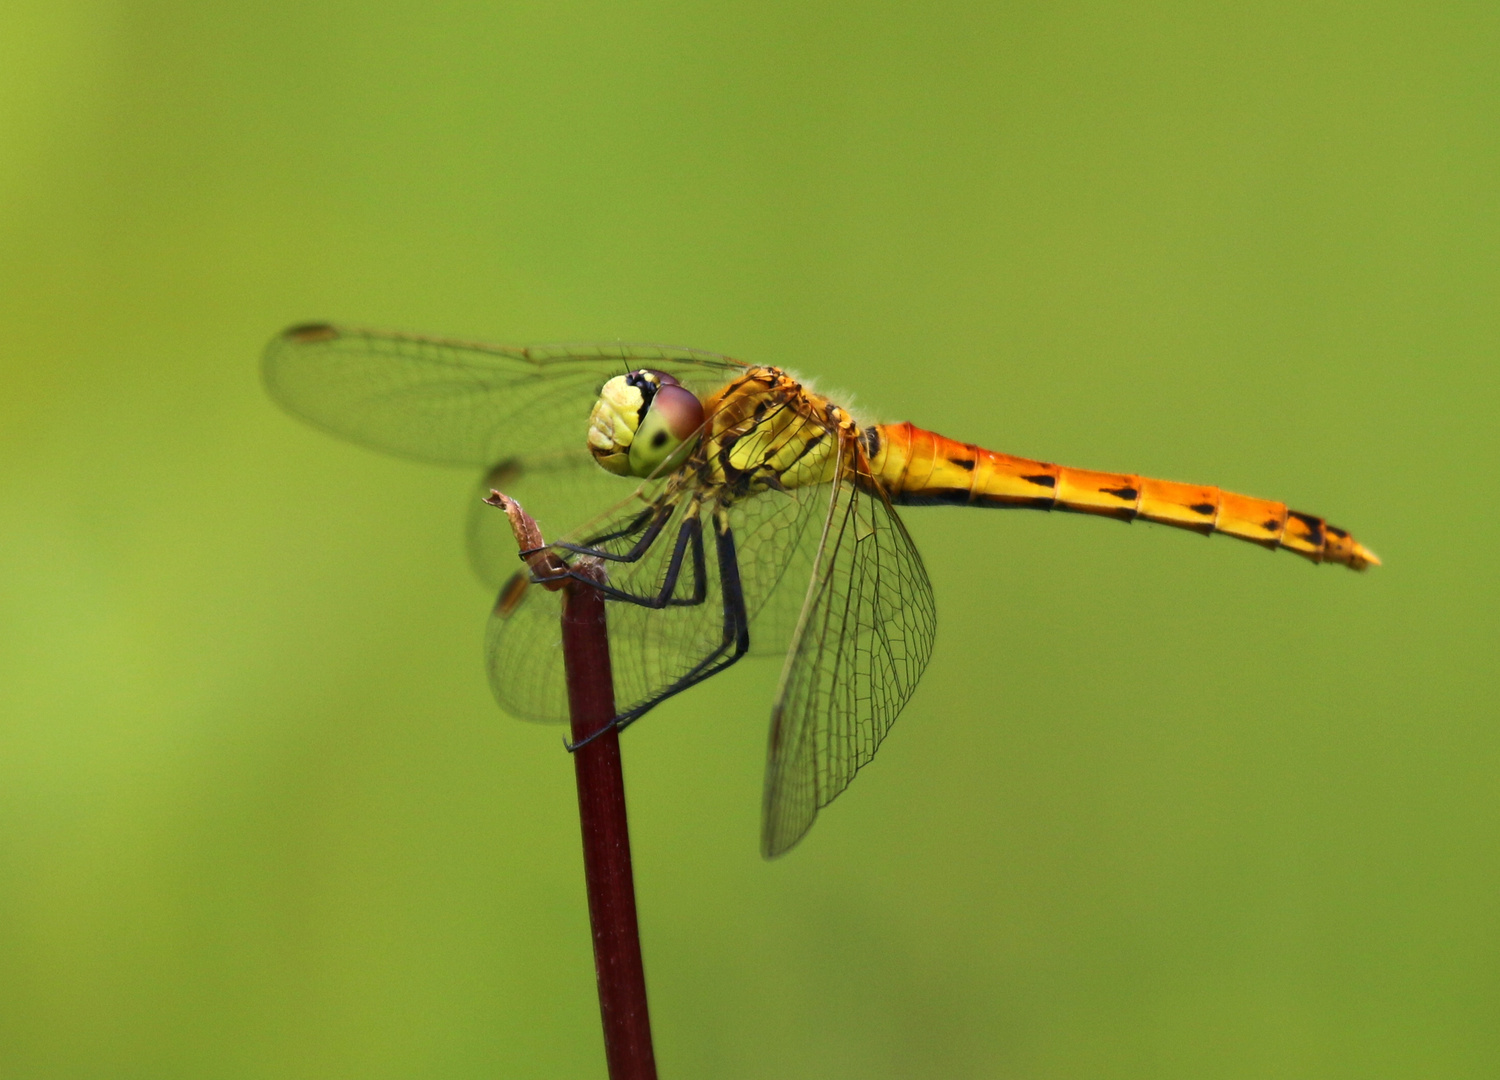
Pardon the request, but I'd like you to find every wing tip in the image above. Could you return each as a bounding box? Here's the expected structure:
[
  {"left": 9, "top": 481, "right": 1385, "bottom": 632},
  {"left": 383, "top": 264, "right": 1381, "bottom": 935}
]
[
  {"left": 759, "top": 798, "right": 817, "bottom": 860},
  {"left": 759, "top": 829, "right": 802, "bottom": 860}
]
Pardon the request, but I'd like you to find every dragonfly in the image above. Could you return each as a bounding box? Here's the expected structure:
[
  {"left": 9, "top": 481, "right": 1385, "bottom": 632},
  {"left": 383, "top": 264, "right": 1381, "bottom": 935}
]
[{"left": 265, "top": 324, "right": 1379, "bottom": 857}]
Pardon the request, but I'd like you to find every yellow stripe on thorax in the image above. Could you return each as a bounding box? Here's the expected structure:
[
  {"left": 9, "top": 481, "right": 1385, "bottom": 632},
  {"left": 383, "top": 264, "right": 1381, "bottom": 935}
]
[{"left": 703, "top": 369, "right": 846, "bottom": 491}]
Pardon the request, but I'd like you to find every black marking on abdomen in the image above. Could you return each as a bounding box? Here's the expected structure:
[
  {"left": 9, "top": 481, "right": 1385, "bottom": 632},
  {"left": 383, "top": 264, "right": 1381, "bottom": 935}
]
[
  {"left": 1102, "top": 485, "right": 1138, "bottom": 501},
  {"left": 861, "top": 426, "right": 881, "bottom": 459},
  {"left": 908, "top": 491, "right": 1055, "bottom": 509},
  {"left": 1022, "top": 473, "right": 1056, "bottom": 488},
  {"left": 1190, "top": 502, "right": 1216, "bottom": 516},
  {"left": 893, "top": 487, "right": 972, "bottom": 506},
  {"left": 949, "top": 456, "right": 976, "bottom": 470},
  {"left": 1287, "top": 511, "right": 1325, "bottom": 546},
  {"left": 1054, "top": 502, "right": 1136, "bottom": 521}
]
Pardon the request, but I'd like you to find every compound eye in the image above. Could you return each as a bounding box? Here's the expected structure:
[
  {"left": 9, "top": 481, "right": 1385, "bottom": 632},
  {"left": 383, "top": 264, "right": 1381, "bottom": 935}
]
[
  {"left": 649, "top": 384, "right": 703, "bottom": 439},
  {"left": 627, "top": 384, "right": 705, "bottom": 476}
]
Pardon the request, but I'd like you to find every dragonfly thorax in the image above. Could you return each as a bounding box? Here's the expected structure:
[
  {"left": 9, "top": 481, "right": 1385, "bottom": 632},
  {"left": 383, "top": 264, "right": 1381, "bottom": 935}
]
[
  {"left": 587, "top": 370, "right": 706, "bottom": 478},
  {"left": 701, "top": 368, "right": 855, "bottom": 495}
]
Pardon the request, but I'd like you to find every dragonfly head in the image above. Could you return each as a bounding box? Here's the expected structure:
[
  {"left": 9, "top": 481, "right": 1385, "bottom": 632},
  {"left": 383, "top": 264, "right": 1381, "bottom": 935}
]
[{"left": 588, "top": 370, "right": 705, "bottom": 478}]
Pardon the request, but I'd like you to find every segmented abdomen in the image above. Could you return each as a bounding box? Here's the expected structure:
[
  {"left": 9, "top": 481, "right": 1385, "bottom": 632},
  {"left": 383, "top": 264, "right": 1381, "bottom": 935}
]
[{"left": 864, "top": 422, "right": 1378, "bottom": 570}]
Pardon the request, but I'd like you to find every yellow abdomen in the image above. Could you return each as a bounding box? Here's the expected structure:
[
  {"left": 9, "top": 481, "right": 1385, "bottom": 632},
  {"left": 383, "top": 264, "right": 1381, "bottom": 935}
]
[{"left": 864, "top": 422, "right": 1379, "bottom": 570}]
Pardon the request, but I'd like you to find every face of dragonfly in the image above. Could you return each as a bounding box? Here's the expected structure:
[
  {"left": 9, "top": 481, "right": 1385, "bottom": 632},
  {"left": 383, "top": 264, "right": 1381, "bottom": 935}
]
[{"left": 586, "top": 370, "right": 706, "bottom": 479}]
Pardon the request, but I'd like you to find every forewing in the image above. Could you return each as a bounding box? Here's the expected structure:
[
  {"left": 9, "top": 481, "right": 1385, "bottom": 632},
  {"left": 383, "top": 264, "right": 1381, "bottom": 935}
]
[
  {"left": 265, "top": 324, "right": 746, "bottom": 588},
  {"left": 760, "top": 449, "right": 937, "bottom": 858},
  {"left": 263, "top": 324, "right": 745, "bottom": 467}
]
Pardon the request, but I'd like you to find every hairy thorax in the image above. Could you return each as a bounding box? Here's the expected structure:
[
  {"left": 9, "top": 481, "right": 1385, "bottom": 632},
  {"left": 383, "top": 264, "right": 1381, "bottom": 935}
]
[{"left": 695, "top": 367, "right": 861, "bottom": 500}]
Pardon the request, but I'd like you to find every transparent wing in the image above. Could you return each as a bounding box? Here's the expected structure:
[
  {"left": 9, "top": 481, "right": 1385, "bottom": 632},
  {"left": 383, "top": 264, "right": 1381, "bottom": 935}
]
[
  {"left": 486, "top": 408, "right": 841, "bottom": 725},
  {"left": 263, "top": 324, "right": 746, "bottom": 467},
  {"left": 760, "top": 443, "right": 937, "bottom": 858},
  {"left": 263, "top": 323, "right": 748, "bottom": 588}
]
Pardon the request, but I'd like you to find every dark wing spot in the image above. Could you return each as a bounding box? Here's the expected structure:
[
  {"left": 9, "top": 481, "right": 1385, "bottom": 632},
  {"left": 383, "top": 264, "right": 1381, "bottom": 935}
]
[
  {"left": 948, "top": 457, "right": 976, "bottom": 471},
  {"left": 283, "top": 323, "right": 339, "bottom": 343},
  {"left": 1022, "top": 473, "right": 1056, "bottom": 488},
  {"left": 1102, "top": 485, "right": 1138, "bottom": 501},
  {"left": 494, "top": 571, "right": 529, "bottom": 618},
  {"left": 1190, "top": 502, "right": 1216, "bottom": 516},
  {"left": 485, "top": 458, "right": 523, "bottom": 487}
]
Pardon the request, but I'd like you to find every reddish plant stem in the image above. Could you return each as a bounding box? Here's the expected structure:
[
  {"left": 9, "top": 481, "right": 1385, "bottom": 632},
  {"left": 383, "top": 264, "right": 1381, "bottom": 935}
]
[
  {"left": 486, "top": 490, "right": 657, "bottom": 1078},
  {"left": 561, "top": 568, "right": 658, "bottom": 1080}
]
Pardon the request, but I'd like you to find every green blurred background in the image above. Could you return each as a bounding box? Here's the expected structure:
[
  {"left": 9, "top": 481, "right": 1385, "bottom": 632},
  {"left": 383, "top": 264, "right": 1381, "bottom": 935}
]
[{"left": 2, "top": 2, "right": 1495, "bottom": 1076}]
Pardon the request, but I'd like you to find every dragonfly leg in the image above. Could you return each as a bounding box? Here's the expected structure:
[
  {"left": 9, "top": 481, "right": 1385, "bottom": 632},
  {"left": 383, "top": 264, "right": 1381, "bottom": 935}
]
[
  {"left": 578, "top": 503, "right": 661, "bottom": 547},
  {"left": 552, "top": 500, "right": 674, "bottom": 564},
  {"left": 581, "top": 512, "right": 750, "bottom": 743},
  {"left": 667, "top": 514, "right": 708, "bottom": 608},
  {"left": 563, "top": 512, "right": 705, "bottom": 609}
]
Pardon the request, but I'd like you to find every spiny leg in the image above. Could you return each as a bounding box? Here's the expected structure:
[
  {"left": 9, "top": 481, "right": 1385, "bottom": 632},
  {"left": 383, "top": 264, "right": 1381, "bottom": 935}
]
[
  {"left": 568, "top": 510, "right": 752, "bottom": 750},
  {"left": 582, "top": 504, "right": 657, "bottom": 545},
  {"left": 517, "top": 501, "right": 673, "bottom": 591},
  {"left": 568, "top": 508, "right": 706, "bottom": 609},
  {"left": 613, "top": 511, "right": 751, "bottom": 727},
  {"left": 554, "top": 499, "right": 675, "bottom": 562},
  {"left": 669, "top": 513, "right": 708, "bottom": 608},
  {"left": 526, "top": 493, "right": 705, "bottom": 606}
]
